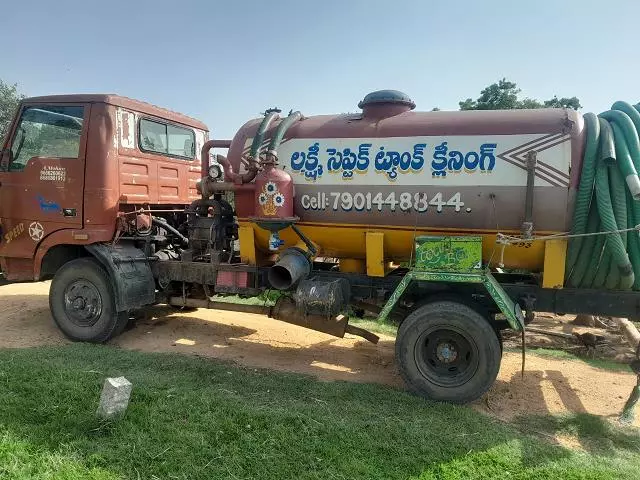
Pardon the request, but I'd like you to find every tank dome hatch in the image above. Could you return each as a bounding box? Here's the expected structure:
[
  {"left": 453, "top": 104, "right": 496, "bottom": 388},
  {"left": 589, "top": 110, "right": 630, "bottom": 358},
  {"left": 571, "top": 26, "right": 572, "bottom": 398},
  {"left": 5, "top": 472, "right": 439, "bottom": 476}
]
[
  {"left": 358, "top": 90, "right": 416, "bottom": 110},
  {"left": 358, "top": 90, "right": 415, "bottom": 119}
]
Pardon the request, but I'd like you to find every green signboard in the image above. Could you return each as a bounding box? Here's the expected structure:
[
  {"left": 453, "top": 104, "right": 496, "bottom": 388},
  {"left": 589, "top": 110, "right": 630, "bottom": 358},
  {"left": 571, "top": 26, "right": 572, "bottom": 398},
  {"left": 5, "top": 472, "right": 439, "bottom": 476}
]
[
  {"left": 414, "top": 235, "right": 482, "bottom": 272},
  {"left": 377, "top": 235, "right": 524, "bottom": 331}
]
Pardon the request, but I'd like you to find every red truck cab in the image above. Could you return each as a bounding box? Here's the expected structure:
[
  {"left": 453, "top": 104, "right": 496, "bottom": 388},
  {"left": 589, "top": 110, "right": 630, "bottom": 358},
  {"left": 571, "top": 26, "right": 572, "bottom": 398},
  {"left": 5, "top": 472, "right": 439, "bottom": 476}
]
[{"left": 0, "top": 94, "right": 208, "bottom": 281}]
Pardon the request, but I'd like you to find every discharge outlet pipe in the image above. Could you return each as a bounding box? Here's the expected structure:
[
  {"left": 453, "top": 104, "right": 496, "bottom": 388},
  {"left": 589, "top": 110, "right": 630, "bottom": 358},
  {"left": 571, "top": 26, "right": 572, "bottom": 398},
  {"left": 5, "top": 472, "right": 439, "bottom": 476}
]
[{"left": 268, "top": 248, "right": 311, "bottom": 290}]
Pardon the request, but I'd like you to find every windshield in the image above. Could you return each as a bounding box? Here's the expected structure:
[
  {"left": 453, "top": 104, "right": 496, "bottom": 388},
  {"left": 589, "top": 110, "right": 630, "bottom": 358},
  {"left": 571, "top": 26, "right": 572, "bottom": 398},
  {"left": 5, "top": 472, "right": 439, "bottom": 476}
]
[{"left": 9, "top": 105, "right": 84, "bottom": 171}]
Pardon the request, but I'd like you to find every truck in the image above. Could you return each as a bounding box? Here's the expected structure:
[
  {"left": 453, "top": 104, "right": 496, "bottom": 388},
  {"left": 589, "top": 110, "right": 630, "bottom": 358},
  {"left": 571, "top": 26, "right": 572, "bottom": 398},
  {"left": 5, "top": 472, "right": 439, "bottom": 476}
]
[{"left": 1, "top": 91, "right": 639, "bottom": 403}]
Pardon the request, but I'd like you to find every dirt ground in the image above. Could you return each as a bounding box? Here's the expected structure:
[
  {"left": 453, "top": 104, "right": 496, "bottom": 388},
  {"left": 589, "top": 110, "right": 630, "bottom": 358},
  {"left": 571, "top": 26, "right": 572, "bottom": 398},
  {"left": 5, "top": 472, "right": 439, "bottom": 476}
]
[{"left": 1, "top": 280, "right": 638, "bottom": 428}]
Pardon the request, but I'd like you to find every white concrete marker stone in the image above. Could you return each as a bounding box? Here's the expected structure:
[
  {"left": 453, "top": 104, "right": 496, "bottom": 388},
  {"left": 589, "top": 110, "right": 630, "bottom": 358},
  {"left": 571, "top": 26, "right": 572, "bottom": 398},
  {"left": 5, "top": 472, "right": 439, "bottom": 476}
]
[{"left": 96, "top": 376, "right": 133, "bottom": 419}]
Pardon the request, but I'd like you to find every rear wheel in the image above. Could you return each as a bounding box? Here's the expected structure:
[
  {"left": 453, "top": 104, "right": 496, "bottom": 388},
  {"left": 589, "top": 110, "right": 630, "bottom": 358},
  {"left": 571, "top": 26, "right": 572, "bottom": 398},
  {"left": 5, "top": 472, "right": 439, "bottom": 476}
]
[
  {"left": 49, "top": 258, "right": 128, "bottom": 343},
  {"left": 395, "top": 300, "right": 501, "bottom": 404}
]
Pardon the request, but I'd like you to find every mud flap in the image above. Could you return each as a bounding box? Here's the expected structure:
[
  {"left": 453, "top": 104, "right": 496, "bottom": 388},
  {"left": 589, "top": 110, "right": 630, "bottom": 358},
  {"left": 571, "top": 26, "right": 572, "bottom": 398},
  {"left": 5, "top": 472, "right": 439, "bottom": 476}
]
[{"left": 85, "top": 243, "right": 155, "bottom": 312}]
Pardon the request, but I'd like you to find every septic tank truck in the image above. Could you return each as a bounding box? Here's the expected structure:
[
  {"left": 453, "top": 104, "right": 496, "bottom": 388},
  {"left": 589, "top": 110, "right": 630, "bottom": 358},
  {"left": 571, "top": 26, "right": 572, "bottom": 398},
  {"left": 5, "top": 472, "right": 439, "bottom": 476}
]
[{"left": 2, "top": 90, "right": 640, "bottom": 403}]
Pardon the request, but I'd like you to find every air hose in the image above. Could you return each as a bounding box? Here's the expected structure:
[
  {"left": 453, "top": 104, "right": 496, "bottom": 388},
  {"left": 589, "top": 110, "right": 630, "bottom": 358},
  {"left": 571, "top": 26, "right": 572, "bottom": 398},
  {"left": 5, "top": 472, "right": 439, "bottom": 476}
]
[{"left": 565, "top": 102, "right": 640, "bottom": 290}]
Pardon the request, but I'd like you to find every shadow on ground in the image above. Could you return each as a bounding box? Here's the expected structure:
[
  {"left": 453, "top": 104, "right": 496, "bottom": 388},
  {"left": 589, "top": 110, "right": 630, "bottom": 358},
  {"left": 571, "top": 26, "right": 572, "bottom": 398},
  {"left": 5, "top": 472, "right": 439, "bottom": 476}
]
[
  {"left": 513, "top": 412, "right": 640, "bottom": 454},
  {"left": 1, "top": 285, "right": 638, "bottom": 429}
]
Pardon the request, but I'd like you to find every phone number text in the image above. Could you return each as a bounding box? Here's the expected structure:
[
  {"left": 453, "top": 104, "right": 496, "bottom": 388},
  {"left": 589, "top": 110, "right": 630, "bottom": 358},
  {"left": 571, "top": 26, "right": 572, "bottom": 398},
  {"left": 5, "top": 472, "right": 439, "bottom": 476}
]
[{"left": 300, "top": 191, "right": 471, "bottom": 213}]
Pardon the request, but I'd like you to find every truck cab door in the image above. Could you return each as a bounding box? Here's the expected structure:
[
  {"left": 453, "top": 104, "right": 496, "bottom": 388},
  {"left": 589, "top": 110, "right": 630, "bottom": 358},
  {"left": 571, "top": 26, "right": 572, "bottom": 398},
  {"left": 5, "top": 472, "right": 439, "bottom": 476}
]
[{"left": 0, "top": 104, "right": 87, "bottom": 276}]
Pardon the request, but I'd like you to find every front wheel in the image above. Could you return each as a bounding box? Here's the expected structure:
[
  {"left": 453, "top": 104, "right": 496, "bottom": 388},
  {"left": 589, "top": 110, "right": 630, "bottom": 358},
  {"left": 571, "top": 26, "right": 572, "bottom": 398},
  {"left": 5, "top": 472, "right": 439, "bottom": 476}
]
[
  {"left": 395, "top": 300, "right": 501, "bottom": 404},
  {"left": 49, "top": 258, "right": 128, "bottom": 343}
]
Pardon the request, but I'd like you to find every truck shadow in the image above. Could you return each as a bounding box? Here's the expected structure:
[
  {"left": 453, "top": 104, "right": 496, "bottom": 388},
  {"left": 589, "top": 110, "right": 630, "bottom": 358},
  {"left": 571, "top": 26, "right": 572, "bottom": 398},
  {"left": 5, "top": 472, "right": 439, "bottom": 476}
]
[
  {"left": 117, "top": 304, "right": 402, "bottom": 387},
  {"left": 0, "top": 292, "right": 632, "bottom": 430},
  {"left": 511, "top": 412, "right": 640, "bottom": 455},
  {"left": 482, "top": 368, "right": 586, "bottom": 420}
]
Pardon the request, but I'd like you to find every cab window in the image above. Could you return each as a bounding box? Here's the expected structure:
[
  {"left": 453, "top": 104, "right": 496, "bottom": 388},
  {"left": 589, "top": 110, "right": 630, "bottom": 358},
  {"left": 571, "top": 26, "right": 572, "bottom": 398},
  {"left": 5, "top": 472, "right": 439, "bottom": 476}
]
[
  {"left": 9, "top": 105, "right": 84, "bottom": 171},
  {"left": 139, "top": 118, "right": 195, "bottom": 159}
]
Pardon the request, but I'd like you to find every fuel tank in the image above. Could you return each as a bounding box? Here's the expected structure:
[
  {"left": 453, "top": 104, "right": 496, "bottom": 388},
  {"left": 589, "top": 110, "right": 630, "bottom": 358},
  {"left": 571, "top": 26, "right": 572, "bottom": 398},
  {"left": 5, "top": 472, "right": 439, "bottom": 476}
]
[{"left": 227, "top": 91, "right": 585, "bottom": 271}]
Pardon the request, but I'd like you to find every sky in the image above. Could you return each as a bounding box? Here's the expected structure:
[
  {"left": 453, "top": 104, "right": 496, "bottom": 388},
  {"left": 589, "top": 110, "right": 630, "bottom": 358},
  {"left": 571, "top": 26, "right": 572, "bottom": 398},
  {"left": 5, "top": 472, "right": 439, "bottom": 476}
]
[{"left": 1, "top": 0, "right": 639, "bottom": 139}]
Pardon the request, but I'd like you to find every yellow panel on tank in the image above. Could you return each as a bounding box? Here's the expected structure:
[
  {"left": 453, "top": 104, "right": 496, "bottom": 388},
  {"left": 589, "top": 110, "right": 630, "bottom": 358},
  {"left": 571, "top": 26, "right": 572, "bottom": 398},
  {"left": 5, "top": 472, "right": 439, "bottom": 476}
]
[
  {"left": 542, "top": 238, "right": 567, "bottom": 289},
  {"left": 238, "top": 224, "right": 257, "bottom": 265},
  {"left": 366, "top": 232, "right": 386, "bottom": 277},
  {"left": 240, "top": 220, "right": 548, "bottom": 273}
]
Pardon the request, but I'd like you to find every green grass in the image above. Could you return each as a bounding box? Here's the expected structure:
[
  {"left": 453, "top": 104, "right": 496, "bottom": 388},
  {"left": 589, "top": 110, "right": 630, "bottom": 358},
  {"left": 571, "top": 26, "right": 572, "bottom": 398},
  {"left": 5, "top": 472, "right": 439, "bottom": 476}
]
[
  {"left": 0, "top": 345, "right": 639, "bottom": 479},
  {"left": 513, "top": 413, "right": 640, "bottom": 455},
  {"left": 212, "top": 291, "right": 280, "bottom": 306}
]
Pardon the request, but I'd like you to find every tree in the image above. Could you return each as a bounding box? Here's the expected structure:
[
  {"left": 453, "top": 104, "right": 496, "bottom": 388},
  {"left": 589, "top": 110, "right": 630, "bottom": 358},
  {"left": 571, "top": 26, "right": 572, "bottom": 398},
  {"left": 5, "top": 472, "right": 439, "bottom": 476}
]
[
  {"left": 0, "top": 80, "right": 25, "bottom": 143},
  {"left": 543, "top": 95, "right": 582, "bottom": 110},
  {"left": 459, "top": 78, "right": 581, "bottom": 111}
]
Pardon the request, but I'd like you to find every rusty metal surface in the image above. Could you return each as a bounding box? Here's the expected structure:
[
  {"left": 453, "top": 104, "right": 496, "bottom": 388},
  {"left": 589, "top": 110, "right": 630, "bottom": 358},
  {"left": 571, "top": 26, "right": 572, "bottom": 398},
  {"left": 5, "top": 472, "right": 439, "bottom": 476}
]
[
  {"left": 253, "top": 163, "right": 294, "bottom": 219},
  {"left": 168, "top": 297, "right": 271, "bottom": 314},
  {"left": 344, "top": 324, "right": 379, "bottom": 344},
  {"left": 0, "top": 96, "right": 209, "bottom": 280},
  {"left": 223, "top": 105, "right": 583, "bottom": 271},
  {"left": 0, "top": 102, "right": 91, "bottom": 276},
  {"left": 228, "top": 108, "right": 584, "bottom": 187},
  {"left": 201, "top": 142, "right": 253, "bottom": 185},
  {"left": 294, "top": 277, "right": 350, "bottom": 316},
  {"left": 227, "top": 109, "right": 584, "bottom": 229},
  {"left": 21, "top": 94, "right": 207, "bottom": 130},
  {"left": 270, "top": 296, "right": 378, "bottom": 343},
  {"left": 270, "top": 296, "right": 348, "bottom": 337},
  {"left": 154, "top": 260, "right": 258, "bottom": 287}
]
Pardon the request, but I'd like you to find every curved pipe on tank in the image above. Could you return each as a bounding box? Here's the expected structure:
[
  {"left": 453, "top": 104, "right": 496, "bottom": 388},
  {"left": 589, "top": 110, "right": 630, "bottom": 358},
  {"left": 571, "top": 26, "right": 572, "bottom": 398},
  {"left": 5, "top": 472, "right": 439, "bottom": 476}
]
[
  {"left": 200, "top": 139, "right": 231, "bottom": 173},
  {"left": 250, "top": 111, "right": 280, "bottom": 160},
  {"left": 200, "top": 140, "right": 259, "bottom": 184},
  {"left": 266, "top": 111, "right": 303, "bottom": 161}
]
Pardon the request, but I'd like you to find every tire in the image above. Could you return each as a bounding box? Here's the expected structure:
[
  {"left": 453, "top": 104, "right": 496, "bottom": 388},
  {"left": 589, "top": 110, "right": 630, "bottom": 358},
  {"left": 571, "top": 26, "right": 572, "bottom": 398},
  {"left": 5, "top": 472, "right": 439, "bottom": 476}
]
[
  {"left": 395, "top": 300, "right": 501, "bottom": 404},
  {"left": 49, "top": 258, "right": 128, "bottom": 343}
]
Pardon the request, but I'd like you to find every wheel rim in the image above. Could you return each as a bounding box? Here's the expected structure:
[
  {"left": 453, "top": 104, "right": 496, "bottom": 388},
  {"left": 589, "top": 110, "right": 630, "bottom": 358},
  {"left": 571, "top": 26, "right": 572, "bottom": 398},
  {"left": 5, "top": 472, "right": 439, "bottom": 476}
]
[
  {"left": 63, "top": 279, "right": 103, "bottom": 327},
  {"left": 414, "top": 325, "right": 480, "bottom": 388}
]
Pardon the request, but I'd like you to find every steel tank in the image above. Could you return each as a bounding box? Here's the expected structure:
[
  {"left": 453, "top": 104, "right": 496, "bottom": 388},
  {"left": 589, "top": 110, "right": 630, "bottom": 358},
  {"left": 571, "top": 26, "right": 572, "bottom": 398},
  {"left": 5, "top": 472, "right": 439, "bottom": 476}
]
[{"left": 227, "top": 91, "right": 585, "bottom": 271}]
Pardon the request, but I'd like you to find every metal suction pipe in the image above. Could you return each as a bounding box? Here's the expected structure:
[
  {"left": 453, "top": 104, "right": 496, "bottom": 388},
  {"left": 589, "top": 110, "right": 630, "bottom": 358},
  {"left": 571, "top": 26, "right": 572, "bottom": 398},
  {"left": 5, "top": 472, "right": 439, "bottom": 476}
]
[
  {"left": 200, "top": 140, "right": 259, "bottom": 184},
  {"left": 268, "top": 248, "right": 311, "bottom": 290}
]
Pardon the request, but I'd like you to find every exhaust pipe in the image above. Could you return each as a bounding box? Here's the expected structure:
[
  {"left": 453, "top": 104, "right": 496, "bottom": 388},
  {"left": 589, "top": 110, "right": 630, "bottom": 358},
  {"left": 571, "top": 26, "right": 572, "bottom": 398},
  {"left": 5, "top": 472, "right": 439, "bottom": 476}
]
[
  {"left": 270, "top": 297, "right": 379, "bottom": 344},
  {"left": 268, "top": 248, "right": 310, "bottom": 290}
]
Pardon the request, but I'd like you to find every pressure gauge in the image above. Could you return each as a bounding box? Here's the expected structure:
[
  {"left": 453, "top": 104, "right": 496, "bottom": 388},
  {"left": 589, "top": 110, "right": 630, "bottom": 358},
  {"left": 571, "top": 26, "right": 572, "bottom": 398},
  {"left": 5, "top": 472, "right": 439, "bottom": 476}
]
[{"left": 208, "top": 164, "right": 222, "bottom": 180}]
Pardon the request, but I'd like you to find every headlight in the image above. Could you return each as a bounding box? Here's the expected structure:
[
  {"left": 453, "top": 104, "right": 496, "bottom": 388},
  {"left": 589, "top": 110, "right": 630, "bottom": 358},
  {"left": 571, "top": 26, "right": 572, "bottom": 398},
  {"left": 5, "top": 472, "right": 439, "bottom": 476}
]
[{"left": 208, "top": 164, "right": 222, "bottom": 180}]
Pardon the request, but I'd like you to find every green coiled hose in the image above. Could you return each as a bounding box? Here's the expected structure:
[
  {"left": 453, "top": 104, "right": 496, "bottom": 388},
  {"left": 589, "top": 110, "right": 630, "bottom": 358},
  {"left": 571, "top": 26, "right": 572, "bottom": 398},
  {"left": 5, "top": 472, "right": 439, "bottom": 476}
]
[{"left": 565, "top": 102, "right": 640, "bottom": 290}]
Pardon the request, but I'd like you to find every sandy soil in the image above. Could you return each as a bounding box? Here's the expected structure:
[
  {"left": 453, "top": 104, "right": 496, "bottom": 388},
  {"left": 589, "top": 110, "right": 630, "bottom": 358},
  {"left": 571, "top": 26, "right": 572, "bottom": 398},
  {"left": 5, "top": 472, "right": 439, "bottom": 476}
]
[{"left": 1, "top": 280, "right": 638, "bottom": 428}]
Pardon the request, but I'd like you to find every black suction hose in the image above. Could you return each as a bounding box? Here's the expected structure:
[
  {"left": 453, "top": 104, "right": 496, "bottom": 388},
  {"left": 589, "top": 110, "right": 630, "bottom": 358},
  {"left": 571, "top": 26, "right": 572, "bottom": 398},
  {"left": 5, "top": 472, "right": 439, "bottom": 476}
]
[{"left": 152, "top": 216, "right": 188, "bottom": 247}]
